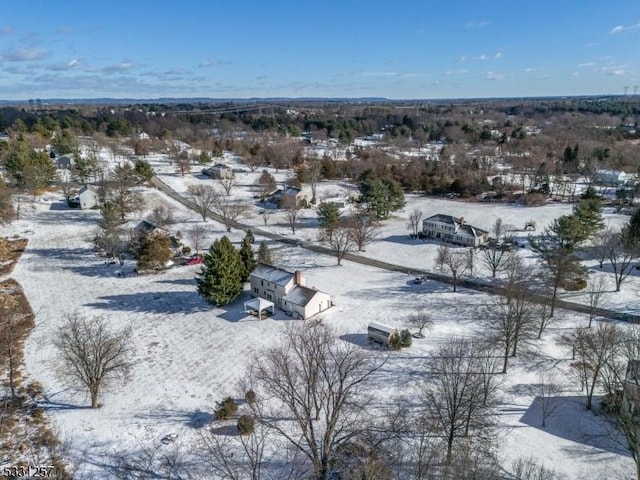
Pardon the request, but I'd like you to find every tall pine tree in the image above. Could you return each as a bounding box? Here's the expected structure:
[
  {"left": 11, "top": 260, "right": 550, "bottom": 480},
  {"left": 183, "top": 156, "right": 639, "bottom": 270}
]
[
  {"left": 196, "top": 236, "right": 243, "bottom": 306},
  {"left": 239, "top": 235, "right": 257, "bottom": 282},
  {"left": 257, "top": 241, "right": 273, "bottom": 265}
]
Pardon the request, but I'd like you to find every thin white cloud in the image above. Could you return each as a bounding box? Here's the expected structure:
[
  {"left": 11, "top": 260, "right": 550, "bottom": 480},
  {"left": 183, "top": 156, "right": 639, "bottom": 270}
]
[
  {"left": 102, "top": 61, "right": 135, "bottom": 73},
  {"left": 494, "top": 52, "right": 503, "bottom": 59},
  {"left": 479, "top": 54, "right": 487, "bottom": 61},
  {"left": 1, "top": 48, "right": 50, "bottom": 62},
  {"left": 597, "top": 64, "right": 626, "bottom": 76},
  {"left": 466, "top": 20, "right": 489, "bottom": 28},
  {"left": 1, "top": 25, "right": 14, "bottom": 36},
  {"left": 571, "top": 72, "right": 580, "bottom": 77},
  {"left": 199, "top": 59, "right": 230, "bottom": 68},
  {"left": 458, "top": 55, "right": 468, "bottom": 62},
  {"left": 445, "top": 69, "right": 468, "bottom": 76},
  {"left": 578, "top": 62, "right": 596, "bottom": 67},
  {"left": 485, "top": 70, "right": 504, "bottom": 81},
  {"left": 610, "top": 22, "right": 640, "bottom": 34},
  {"left": 50, "top": 58, "right": 84, "bottom": 71},
  {"left": 361, "top": 71, "right": 416, "bottom": 78},
  {"left": 524, "top": 67, "right": 536, "bottom": 72}
]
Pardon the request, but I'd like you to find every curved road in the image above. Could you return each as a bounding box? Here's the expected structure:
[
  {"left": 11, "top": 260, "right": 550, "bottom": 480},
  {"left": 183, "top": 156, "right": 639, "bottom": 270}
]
[{"left": 151, "top": 176, "right": 640, "bottom": 324}]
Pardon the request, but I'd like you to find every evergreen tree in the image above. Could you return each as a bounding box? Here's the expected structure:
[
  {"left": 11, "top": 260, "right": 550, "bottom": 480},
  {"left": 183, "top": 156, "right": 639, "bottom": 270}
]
[
  {"left": 95, "top": 203, "right": 126, "bottom": 258},
  {"left": 573, "top": 198, "right": 604, "bottom": 241},
  {"left": 137, "top": 232, "right": 172, "bottom": 271},
  {"left": 626, "top": 208, "right": 640, "bottom": 246},
  {"left": 4, "top": 139, "right": 57, "bottom": 194},
  {"left": 71, "top": 153, "right": 100, "bottom": 185},
  {"left": 317, "top": 202, "right": 341, "bottom": 239},
  {"left": 239, "top": 236, "right": 257, "bottom": 282},
  {"left": 134, "top": 159, "right": 154, "bottom": 182},
  {"left": 257, "top": 241, "right": 273, "bottom": 265},
  {"left": 245, "top": 228, "right": 255, "bottom": 244},
  {"left": 359, "top": 176, "right": 405, "bottom": 221},
  {"left": 196, "top": 236, "right": 243, "bottom": 306}
]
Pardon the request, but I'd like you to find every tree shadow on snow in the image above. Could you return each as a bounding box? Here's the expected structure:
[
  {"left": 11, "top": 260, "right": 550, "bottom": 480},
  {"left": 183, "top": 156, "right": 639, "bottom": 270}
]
[
  {"left": 518, "top": 395, "right": 629, "bottom": 458},
  {"left": 134, "top": 408, "right": 214, "bottom": 429},
  {"left": 85, "top": 290, "right": 210, "bottom": 314}
]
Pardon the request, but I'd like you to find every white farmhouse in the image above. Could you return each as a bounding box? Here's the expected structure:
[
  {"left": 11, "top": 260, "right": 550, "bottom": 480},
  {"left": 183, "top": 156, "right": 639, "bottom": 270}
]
[
  {"left": 203, "top": 163, "right": 234, "bottom": 179},
  {"left": 422, "top": 214, "right": 489, "bottom": 247},
  {"left": 249, "top": 263, "right": 332, "bottom": 319},
  {"left": 594, "top": 169, "right": 629, "bottom": 186}
]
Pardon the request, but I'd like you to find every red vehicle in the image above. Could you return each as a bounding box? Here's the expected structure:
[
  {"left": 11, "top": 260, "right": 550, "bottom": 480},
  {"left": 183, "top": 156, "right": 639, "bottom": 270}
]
[{"left": 187, "top": 255, "right": 204, "bottom": 265}]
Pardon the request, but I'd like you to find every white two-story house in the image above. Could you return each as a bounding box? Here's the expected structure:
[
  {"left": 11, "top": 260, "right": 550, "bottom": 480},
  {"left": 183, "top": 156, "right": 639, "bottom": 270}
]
[
  {"left": 249, "top": 263, "right": 332, "bottom": 319},
  {"left": 422, "top": 214, "right": 489, "bottom": 247}
]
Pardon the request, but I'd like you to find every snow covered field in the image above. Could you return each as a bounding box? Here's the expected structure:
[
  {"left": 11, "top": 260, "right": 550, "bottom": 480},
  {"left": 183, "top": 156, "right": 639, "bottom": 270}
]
[{"left": 6, "top": 151, "right": 640, "bottom": 479}]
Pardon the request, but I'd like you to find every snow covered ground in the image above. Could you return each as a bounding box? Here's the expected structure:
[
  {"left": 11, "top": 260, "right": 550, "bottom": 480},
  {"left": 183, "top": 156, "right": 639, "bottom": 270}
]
[{"left": 6, "top": 151, "right": 640, "bottom": 479}]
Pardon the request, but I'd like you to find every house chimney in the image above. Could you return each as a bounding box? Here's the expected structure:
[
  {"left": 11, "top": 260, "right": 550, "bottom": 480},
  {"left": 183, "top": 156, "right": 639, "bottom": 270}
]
[{"left": 294, "top": 270, "right": 304, "bottom": 286}]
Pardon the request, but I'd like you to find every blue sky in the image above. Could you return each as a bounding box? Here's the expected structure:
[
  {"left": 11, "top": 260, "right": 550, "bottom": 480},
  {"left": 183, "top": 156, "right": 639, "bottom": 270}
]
[{"left": 0, "top": 0, "right": 638, "bottom": 100}]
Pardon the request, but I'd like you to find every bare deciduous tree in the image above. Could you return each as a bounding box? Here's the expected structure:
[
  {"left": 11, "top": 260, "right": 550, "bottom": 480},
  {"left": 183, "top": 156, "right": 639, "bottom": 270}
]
[
  {"left": 198, "top": 414, "right": 269, "bottom": 480},
  {"left": 324, "top": 222, "right": 353, "bottom": 266},
  {"left": 346, "top": 215, "right": 378, "bottom": 252},
  {"left": 260, "top": 209, "right": 270, "bottom": 226},
  {"left": 281, "top": 196, "right": 300, "bottom": 235},
  {"left": 54, "top": 312, "right": 132, "bottom": 408},
  {"left": 218, "top": 177, "right": 238, "bottom": 196},
  {"left": 405, "top": 308, "right": 432, "bottom": 338},
  {"left": 148, "top": 205, "right": 176, "bottom": 229},
  {"left": 538, "top": 371, "right": 561, "bottom": 428},
  {"left": 586, "top": 276, "right": 608, "bottom": 328},
  {"left": 174, "top": 153, "right": 192, "bottom": 177},
  {"left": 607, "top": 228, "right": 638, "bottom": 292},
  {"left": 187, "top": 184, "right": 218, "bottom": 221},
  {"left": 421, "top": 338, "right": 498, "bottom": 464},
  {"left": 571, "top": 322, "right": 621, "bottom": 410},
  {"left": 482, "top": 245, "right": 510, "bottom": 278},
  {"left": 187, "top": 224, "right": 207, "bottom": 254},
  {"left": 408, "top": 209, "right": 422, "bottom": 238},
  {"left": 247, "top": 322, "right": 385, "bottom": 480},
  {"left": 484, "top": 264, "right": 539, "bottom": 373},
  {"left": 211, "top": 194, "right": 247, "bottom": 232},
  {"left": 436, "top": 245, "right": 468, "bottom": 292}
]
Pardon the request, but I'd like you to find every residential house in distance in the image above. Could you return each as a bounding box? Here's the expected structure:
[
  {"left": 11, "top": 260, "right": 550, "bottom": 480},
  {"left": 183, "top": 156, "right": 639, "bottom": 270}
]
[
  {"left": 67, "top": 185, "right": 98, "bottom": 209},
  {"left": 55, "top": 155, "right": 74, "bottom": 170},
  {"left": 422, "top": 214, "right": 489, "bottom": 247},
  {"left": 594, "top": 169, "right": 629, "bottom": 186},
  {"left": 249, "top": 263, "right": 332, "bottom": 319},
  {"left": 281, "top": 186, "right": 310, "bottom": 207},
  {"left": 203, "top": 163, "right": 234, "bottom": 179}
]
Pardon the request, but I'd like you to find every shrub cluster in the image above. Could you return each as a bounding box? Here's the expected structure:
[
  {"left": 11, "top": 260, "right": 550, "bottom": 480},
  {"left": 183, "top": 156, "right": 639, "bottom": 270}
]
[{"left": 214, "top": 397, "right": 238, "bottom": 421}]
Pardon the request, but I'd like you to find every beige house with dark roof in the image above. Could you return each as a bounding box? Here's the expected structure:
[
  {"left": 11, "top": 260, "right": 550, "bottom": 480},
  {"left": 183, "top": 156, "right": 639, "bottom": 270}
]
[{"left": 249, "top": 263, "right": 332, "bottom": 319}]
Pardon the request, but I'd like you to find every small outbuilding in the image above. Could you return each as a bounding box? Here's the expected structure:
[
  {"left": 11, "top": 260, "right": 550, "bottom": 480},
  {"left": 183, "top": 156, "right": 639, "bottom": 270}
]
[
  {"left": 67, "top": 185, "right": 98, "bottom": 209},
  {"left": 367, "top": 322, "right": 398, "bottom": 348}
]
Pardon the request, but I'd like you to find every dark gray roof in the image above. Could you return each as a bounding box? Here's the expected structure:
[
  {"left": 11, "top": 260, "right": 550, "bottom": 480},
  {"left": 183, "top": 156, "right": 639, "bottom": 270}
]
[
  {"left": 423, "top": 214, "right": 488, "bottom": 238},
  {"left": 252, "top": 263, "right": 295, "bottom": 287}
]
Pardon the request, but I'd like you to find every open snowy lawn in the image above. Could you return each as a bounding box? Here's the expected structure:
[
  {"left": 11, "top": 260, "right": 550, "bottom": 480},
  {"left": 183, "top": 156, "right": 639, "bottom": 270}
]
[{"left": 5, "top": 184, "right": 637, "bottom": 479}]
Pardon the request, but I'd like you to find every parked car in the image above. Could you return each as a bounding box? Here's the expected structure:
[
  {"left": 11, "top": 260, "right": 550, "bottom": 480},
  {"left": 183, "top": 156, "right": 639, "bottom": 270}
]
[{"left": 187, "top": 255, "right": 204, "bottom": 265}]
